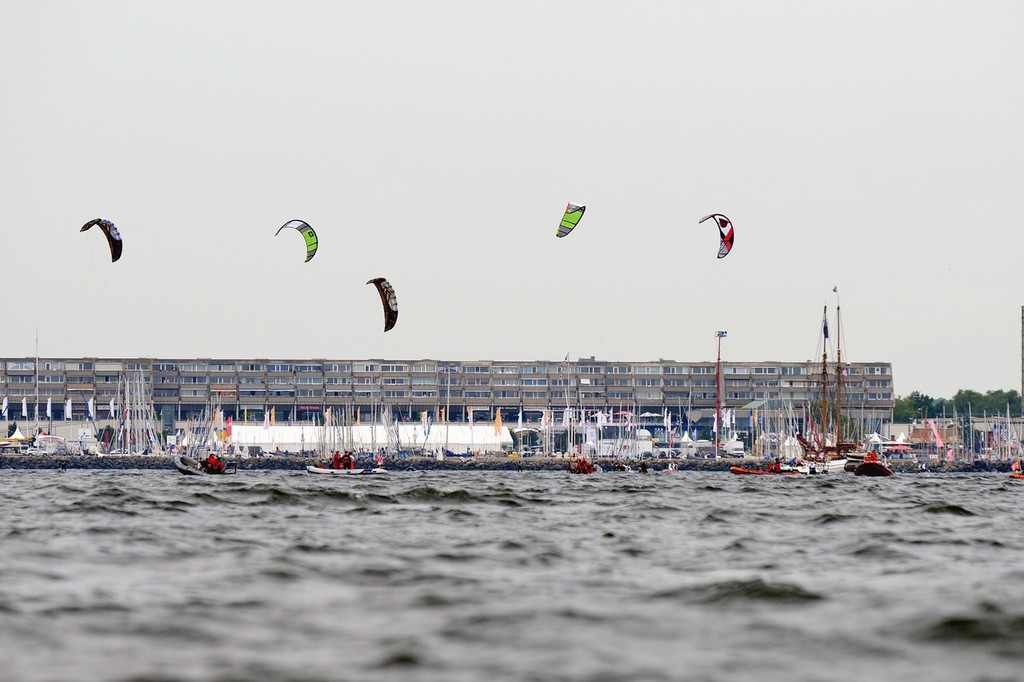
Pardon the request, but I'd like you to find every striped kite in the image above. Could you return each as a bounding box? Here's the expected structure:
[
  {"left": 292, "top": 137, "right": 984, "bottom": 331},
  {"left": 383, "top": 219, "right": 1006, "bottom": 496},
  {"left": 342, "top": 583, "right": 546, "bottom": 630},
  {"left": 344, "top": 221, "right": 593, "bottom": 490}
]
[
  {"left": 699, "top": 213, "right": 735, "bottom": 259},
  {"left": 276, "top": 219, "right": 318, "bottom": 262},
  {"left": 556, "top": 203, "right": 586, "bottom": 238}
]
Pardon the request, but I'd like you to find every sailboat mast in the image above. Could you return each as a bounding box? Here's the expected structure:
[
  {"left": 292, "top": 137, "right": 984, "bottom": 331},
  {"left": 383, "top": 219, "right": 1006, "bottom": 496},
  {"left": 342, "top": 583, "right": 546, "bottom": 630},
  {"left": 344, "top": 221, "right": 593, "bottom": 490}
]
[
  {"left": 835, "top": 303, "right": 843, "bottom": 443},
  {"left": 715, "top": 331, "right": 727, "bottom": 455},
  {"left": 34, "top": 327, "right": 39, "bottom": 432},
  {"left": 819, "top": 306, "right": 828, "bottom": 449}
]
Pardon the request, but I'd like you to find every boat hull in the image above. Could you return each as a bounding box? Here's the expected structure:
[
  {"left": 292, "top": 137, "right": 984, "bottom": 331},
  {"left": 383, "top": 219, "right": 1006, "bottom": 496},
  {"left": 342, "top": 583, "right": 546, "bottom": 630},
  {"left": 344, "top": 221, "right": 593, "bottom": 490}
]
[
  {"left": 730, "top": 466, "right": 801, "bottom": 476},
  {"left": 306, "top": 465, "right": 387, "bottom": 475},
  {"left": 853, "top": 461, "right": 894, "bottom": 477}
]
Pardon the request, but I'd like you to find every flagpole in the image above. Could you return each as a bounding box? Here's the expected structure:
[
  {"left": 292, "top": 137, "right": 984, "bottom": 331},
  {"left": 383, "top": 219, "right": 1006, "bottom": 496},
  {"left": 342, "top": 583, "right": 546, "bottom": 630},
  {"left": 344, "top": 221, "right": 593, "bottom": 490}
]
[{"left": 715, "top": 331, "right": 727, "bottom": 456}]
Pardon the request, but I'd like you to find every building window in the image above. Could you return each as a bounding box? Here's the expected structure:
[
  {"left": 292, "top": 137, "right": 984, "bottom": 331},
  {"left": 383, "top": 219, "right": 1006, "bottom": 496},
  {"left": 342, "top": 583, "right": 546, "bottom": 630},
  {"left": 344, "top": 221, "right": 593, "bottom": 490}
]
[{"left": 353, "top": 363, "right": 379, "bottom": 373}]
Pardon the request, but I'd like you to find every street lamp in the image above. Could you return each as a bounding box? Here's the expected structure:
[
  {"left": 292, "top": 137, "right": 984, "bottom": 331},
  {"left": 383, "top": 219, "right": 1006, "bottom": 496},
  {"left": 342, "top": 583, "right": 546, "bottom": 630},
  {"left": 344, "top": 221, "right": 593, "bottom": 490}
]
[{"left": 715, "top": 331, "right": 727, "bottom": 455}]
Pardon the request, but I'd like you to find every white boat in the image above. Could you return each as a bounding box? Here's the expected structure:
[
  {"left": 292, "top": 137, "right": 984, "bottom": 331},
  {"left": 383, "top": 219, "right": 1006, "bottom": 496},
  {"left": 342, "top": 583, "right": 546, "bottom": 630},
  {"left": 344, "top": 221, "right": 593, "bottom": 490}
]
[{"left": 306, "top": 465, "right": 388, "bottom": 476}]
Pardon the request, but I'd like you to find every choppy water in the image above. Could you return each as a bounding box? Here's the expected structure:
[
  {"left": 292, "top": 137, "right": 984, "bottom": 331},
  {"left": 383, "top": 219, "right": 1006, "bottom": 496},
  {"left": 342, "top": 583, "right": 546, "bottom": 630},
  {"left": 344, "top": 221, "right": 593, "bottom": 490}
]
[{"left": 1, "top": 470, "right": 1022, "bottom": 682}]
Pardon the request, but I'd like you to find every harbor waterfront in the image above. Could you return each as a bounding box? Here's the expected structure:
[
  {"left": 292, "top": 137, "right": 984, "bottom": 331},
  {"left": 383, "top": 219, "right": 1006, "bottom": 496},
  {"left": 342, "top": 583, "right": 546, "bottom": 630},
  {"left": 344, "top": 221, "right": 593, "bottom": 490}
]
[
  {"left": 1, "top": 468, "right": 1021, "bottom": 682},
  {"left": 2, "top": 453, "right": 1018, "bottom": 474}
]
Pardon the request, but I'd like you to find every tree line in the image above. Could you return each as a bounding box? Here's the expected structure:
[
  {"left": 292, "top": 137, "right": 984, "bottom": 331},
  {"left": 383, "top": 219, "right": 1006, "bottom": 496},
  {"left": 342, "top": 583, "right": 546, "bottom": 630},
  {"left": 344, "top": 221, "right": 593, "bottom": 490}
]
[{"left": 892, "top": 390, "right": 1022, "bottom": 421}]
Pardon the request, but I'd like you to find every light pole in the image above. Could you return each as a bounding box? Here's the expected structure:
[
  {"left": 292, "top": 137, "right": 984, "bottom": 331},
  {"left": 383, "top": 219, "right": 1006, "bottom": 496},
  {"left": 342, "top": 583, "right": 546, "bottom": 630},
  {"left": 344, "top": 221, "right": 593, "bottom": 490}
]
[{"left": 715, "top": 331, "right": 727, "bottom": 455}]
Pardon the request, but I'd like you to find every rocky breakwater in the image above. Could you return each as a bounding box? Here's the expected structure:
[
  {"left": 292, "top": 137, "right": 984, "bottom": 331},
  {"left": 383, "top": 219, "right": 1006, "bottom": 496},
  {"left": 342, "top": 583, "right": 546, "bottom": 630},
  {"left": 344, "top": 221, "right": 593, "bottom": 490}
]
[{"left": 3, "top": 453, "right": 1020, "bottom": 474}]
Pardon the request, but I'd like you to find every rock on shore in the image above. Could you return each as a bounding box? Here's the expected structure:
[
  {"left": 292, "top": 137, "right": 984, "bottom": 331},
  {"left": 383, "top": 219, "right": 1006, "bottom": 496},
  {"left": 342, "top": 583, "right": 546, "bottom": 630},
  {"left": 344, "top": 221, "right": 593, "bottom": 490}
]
[{"left": 1, "top": 454, "right": 1018, "bottom": 474}]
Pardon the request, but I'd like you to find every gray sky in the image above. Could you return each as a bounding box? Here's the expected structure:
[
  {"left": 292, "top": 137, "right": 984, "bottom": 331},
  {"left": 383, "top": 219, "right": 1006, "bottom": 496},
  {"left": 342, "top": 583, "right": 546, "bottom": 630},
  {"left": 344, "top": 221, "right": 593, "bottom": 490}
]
[{"left": 2, "top": 1, "right": 1022, "bottom": 399}]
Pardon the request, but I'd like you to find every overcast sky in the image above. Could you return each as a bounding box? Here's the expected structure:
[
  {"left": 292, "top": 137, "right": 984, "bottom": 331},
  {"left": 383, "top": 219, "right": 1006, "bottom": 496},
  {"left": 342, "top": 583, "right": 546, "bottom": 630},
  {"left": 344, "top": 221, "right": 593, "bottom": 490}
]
[{"left": 2, "top": 1, "right": 1022, "bottom": 399}]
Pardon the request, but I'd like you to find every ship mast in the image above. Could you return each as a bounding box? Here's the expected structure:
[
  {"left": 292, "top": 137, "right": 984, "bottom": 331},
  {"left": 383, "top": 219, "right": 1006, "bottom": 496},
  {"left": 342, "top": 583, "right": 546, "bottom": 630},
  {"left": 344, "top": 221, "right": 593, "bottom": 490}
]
[{"left": 819, "top": 306, "right": 828, "bottom": 449}]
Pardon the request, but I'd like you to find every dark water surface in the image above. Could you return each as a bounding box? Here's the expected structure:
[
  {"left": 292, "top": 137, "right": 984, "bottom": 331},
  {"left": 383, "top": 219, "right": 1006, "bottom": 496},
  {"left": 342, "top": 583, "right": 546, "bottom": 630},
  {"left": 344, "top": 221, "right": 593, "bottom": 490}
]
[{"left": 1, "top": 470, "right": 1022, "bottom": 682}]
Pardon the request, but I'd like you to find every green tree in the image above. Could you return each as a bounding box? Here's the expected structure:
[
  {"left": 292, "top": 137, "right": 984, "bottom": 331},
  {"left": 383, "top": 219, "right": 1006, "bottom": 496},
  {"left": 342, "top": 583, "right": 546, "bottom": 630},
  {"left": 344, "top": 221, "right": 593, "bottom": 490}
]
[
  {"left": 952, "top": 389, "right": 1021, "bottom": 417},
  {"left": 892, "top": 396, "right": 917, "bottom": 422}
]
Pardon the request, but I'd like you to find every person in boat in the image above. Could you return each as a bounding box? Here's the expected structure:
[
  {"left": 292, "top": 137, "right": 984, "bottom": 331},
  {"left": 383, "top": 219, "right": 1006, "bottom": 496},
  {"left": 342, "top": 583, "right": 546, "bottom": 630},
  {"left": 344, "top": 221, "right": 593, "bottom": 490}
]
[
  {"left": 331, "top": 452, "right": 344, "bottom": 469},
  {"left": 639, "top": 461, "right": 648, "bottom": 474},
  {"left": 204, "top": 453, "right": 225, "bottom": 475}
]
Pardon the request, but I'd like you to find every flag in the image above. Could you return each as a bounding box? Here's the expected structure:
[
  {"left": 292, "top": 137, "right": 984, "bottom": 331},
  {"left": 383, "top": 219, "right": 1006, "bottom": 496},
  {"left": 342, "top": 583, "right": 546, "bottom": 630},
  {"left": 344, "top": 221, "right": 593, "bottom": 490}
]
[
  {"left": 108, "top": 399, "right": 115, "bottom": 419},
  {"left": 65, "top": 398, "right": 72, "bottom": 420},
  {"left": 88, "top": 397, "right": 95, "bottom": 420},
  {"left": 468, "top": 408, "right": 473, "bottom": 426},
  {"left": 1, "top": 397, "right": 7, "bottom": 419},
  {"left": 263, "top": 409, "right": 269, "bottom": 428},
  {"left": 823, "top": 317, "right": 829, "bottom": 340},
  {"left": 517, "top": 409, "right": 523, "bottom": 431},
  {"left": 494, "top": 409, "right": 502, "bottom": 436},
  {"left": 325, "top": 406, "right": 333, "bottom": 426},
  {"left": 562, "top": 409, "right": 570, "bottom": 426},
  {"left": 270, "top": 407, "right": 276, "bottom": 425},
  {"left": 541, "top": 409, "right": 549, "bottom": 428},
  {"left": 927, "top": 419, "right": 944, "bottom": 448},
  {"left": 440, "top": 407, "right": 446, "bottom": 424},
  {"left": 356, "top": 409, "right": 360, "bottom": 425},
  {"left": 22, "top": 398, "right": 27, "bottom": 418},
  {"left": 46, "top": 398, "right": 52, "bottom": 419},
  {"left": 226, "top": 416, "right": 233, "bottom": 438}
]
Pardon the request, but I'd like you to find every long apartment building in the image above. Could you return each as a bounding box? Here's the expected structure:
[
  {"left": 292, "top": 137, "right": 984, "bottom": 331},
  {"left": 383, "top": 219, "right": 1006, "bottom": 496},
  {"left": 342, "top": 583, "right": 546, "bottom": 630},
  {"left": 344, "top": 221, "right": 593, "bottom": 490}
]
[{"left": 1, "top": 356, "right": 895, "bottom": 431}]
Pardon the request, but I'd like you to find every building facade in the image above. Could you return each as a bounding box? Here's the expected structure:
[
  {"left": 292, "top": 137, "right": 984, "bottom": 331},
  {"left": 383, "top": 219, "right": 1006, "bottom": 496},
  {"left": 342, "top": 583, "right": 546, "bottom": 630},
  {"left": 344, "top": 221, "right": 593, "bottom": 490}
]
[{"left": 1, "top": 355, "right": 895, "bottom": 432}]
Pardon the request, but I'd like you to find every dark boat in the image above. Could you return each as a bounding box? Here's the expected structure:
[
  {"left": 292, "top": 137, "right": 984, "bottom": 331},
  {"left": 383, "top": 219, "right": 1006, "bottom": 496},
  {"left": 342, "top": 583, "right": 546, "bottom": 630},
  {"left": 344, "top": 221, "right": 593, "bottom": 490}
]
[{"left": 852, "top": 452, "right": 893, "bottom": 477}]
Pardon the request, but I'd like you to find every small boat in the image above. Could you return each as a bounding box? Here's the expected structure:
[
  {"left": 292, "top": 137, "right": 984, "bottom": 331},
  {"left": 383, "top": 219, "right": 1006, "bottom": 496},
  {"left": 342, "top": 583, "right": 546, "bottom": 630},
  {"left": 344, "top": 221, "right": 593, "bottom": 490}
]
[
  {"left": 729, "top": 465, "right": 802, "bottom": 476},
  {"left": 174, "top": 454, "right": 237, "bottom": 476},
  {"left": 1010, "top": 472, "right": 1024, "bottom": 480},
  {"left": 306, "top": 465, "right": 388, "bottom": 475},
  {"left": 853, "top": 452, "right": 893, "bottom": 477}
]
